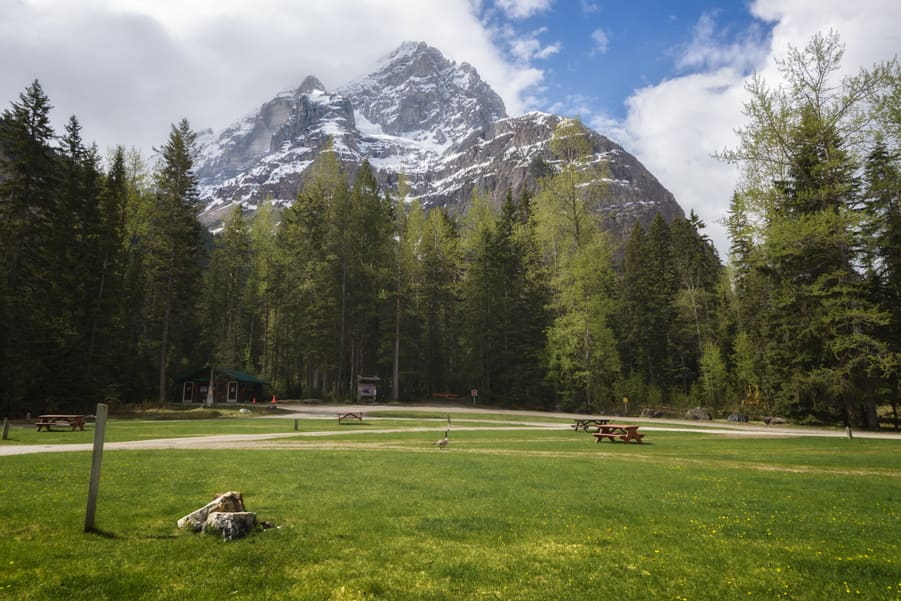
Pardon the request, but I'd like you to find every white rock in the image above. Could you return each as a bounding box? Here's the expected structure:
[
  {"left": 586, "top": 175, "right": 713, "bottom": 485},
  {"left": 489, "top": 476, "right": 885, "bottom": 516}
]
[{"left": 177, "top": 491, "right": 246, "bottom": 532}]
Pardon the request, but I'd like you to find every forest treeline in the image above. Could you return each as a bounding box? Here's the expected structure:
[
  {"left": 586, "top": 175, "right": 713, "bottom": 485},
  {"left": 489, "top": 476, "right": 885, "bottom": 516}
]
[{"left": 1, "top": 33, "right": 899, "bottom": 427}]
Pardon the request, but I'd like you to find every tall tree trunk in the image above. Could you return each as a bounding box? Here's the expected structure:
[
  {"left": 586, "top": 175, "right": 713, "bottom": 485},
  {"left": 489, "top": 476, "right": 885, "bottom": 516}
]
[
  {"left": 158, "top": 269, "right": 173, "bottom": 403},
  {"left": 338, "top": 259, "right": 347, "bottom": 400},
  {"left": 393, "top": 291, "right": 400, "bottom": 401}
]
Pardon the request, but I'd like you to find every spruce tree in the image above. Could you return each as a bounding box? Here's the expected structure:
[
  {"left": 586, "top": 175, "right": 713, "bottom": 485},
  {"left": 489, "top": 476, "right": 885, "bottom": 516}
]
[
  {"left": 719, "top": 32, "right": 899, "bottom": 425},
  {"left": 204, "top": 206, "right": 252, "bottom": 368},
  {"left": 145, "top": 119, "right": 205, "bottom": 402},
  {"left": 0, "top": 80, "right": 59, "bottom": 414}
]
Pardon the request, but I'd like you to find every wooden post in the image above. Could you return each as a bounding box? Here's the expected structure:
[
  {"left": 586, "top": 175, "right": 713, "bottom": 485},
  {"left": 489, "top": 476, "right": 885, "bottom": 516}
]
[
  {"left": 1, "top": 418, "right": 9, "bottom": 440},
  {"left": 84, "top": 403, "right": 108, "bottom": 533},
  {"left": 294, "top": 418, "right": 299, "bottom": 431}
]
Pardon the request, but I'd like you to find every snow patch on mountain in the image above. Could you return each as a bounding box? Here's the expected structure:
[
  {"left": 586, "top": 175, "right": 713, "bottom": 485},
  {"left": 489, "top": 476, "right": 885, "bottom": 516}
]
[{"left": 195, "top": 42, "right": 683, "bottom": 239}]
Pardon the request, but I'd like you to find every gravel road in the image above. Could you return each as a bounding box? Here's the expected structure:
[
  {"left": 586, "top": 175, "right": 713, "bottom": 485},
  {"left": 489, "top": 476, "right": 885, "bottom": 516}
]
[{"left": 2, "top": 404, "right": 898, "bottom": 456}]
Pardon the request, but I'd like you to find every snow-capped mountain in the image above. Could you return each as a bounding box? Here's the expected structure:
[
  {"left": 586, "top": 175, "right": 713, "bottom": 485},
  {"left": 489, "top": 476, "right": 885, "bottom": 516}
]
[{"left": 196, "top": 41, "right": 683, "bottom": 239}]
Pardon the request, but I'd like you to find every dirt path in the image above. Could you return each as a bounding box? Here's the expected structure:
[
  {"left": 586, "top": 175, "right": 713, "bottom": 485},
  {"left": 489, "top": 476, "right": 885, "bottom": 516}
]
[{"left": 2, "top": 404, "right": 898, "bottom": 456}]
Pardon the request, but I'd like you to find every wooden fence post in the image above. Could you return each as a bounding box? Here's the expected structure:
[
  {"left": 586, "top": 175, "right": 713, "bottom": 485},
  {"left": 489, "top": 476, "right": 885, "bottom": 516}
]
[
  {"left": 84, "top": 404, "right": 108, "bottom": 533},
  {"left": 1, "top": 418, "right": 9, "bottom": 440}
]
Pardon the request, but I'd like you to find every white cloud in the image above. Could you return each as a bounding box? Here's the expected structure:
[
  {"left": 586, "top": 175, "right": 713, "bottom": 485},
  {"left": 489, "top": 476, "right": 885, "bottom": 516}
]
[
  {"left": 675, "top": 12, "right": 768, "bottom": 73},
  {"left": 508, "top": 27, "right": 562, "bottom": 61},
  {"left": 494, "top": 0, "right": 553, "bottom": 19},
  {"left": 619, "top": 0, "right": 901, "bottom": 260},
  {"left": 534, "top": 42, "right": 563, "bottom": 60},
  {"left": 0, "top": 0, "right": 544, "bottom": 158},
  {"left": 581, "top": 1, "right": 600, "bottom": 14},
  {"left": 621, "top": 68, "right": 746, "bottom": 257},
  {"left": 590, "top": 28, "right": 609, "bottom": 55}
]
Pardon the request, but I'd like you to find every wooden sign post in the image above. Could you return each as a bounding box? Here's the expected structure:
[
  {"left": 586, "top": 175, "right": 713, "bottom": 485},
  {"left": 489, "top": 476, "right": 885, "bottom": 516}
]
[{"left": 84, "top": 403, "right": 108, "bottom": 533}]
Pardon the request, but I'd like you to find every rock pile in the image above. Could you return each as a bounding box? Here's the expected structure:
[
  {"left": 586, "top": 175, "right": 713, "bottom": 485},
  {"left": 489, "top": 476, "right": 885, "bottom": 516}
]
[{"left": 177, "top": 491, "right": 257, "bottom": 541}]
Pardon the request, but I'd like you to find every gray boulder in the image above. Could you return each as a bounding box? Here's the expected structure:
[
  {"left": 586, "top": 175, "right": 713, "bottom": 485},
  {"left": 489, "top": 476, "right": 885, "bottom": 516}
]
[{"left": 203, "top": 511, "right": 258, "bottom": 541}]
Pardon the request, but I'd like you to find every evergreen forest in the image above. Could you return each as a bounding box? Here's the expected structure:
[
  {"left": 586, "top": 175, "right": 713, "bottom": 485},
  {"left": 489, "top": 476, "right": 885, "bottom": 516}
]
[{"left": 1, "top": 33, "right": 899, "bottom": 428}]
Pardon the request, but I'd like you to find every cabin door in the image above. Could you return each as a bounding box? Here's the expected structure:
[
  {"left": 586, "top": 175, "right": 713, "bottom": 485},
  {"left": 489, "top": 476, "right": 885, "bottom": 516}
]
[{"left": 227, "top": 381, "right": 238, "bottom": 403}]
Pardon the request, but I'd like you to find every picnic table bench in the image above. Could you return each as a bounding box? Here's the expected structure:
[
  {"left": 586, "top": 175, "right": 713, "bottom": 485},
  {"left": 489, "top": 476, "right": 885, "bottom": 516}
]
[
  {"left": 571, "top": 418, "right": 612, "bottom": 432},
  {"left": 337, "top": 412, "right": 364, "bottom": 424},
  {"left": 35, "top": 414, "right": 86, "bottom": 432},
  {"left": 593, "top": 424, "right": 644, "bottom": 444}
]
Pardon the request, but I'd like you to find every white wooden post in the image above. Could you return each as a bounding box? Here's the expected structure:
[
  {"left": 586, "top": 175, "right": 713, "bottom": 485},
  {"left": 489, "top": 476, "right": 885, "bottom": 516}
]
[{"left": 84, "top": 403, "right": 108, "bottom": 532}]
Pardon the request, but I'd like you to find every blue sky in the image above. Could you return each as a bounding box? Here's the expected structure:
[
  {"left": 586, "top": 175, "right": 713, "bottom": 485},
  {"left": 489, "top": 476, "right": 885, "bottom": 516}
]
[
  {"left": 482, "top": 0, "right": 769, "bottom": 121},
  {"left": 2, "top": 0, "right": 899, "bottom": 257}
]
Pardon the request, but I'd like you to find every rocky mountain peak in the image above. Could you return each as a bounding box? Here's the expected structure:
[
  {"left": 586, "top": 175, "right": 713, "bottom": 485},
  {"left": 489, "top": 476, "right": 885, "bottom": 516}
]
[
  {"left": 339, "top": 41, "right": 506, "bottom": 143},
  {"left": 196, "top": 41, "right": 684, "bottom": 242},
  {"left": 296, "top": 75, "right": 327, "bottom": 94}
]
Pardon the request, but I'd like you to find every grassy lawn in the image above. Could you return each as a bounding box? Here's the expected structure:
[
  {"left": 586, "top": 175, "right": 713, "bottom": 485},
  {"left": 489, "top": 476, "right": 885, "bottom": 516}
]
[{"left": 0, "top": 417, "right": 898, "bottom": 600}]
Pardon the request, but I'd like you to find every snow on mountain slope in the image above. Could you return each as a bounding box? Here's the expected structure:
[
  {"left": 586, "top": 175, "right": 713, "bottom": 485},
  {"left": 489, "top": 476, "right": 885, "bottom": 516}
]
[{"left": 195, "top": 42, "right": 683, "bottom": 237}]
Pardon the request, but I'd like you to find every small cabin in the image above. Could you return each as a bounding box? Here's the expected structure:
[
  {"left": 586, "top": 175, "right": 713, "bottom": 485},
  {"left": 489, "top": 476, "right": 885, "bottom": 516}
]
[{"left": 178, "top": 367, "right": 269, "bottom": 404}]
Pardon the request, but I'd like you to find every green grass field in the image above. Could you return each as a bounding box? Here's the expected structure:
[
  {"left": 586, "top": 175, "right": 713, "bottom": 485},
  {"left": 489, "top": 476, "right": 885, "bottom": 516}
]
[{"left": 1, "top": 412, "right": 898, "bottom": 600}]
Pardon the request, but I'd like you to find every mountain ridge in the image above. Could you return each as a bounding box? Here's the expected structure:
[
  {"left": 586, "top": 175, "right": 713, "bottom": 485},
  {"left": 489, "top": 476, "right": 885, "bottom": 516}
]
[{"left": 196, "top": 41, "right": 683, "bottom": 237}]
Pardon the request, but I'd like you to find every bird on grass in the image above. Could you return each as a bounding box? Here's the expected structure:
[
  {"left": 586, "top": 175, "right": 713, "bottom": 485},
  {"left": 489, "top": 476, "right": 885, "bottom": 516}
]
[{"left": 435, "top": 430, "right": 449, "bottom": 450}]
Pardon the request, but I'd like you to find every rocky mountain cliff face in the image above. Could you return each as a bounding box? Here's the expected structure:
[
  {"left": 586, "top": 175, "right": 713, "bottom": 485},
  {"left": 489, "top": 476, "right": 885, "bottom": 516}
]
[{"left": 196, "top": 41, "right": 683, "bottom": 241}]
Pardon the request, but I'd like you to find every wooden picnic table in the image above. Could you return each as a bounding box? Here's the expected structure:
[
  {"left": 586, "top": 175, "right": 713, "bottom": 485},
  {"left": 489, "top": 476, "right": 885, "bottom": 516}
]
[
  {"left": 571, "top": 418, "right": 611, "bottom": 432},
  {"left": 337, "top": 412, "right": 364, "bottom": 424},
  {"left": 593, "top": 424, "right": 644, "bottom": 444},
  {"left": 35, "top": 414, "right": 86, "bottom": 432}
]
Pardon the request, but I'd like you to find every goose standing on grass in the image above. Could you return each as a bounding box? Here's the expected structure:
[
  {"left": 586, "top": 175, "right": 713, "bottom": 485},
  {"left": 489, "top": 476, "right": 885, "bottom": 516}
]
[{"left": 435, "top": 430, "right": 449, "bottom": 450}]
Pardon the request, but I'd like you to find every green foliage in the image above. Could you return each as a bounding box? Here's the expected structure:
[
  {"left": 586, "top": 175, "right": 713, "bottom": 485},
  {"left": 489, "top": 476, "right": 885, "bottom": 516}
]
[
  {"left": 721, "top": 31, "right": 901, "bottom": 426},
  {"left": 143, "top": 119, "right": 206, "bottom": 402},
  {"left": 532, "top": 119, "right": 622, "bottom": 409},
  {"left": 458, "top": 190, "right": 551, "bottom": 406},
  {"left": 204, "top": 206, "right": 252, "bottom": 368}
]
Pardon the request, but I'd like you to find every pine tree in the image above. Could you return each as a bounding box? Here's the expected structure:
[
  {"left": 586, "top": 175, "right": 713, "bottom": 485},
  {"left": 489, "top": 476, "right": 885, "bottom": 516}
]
[
  {"left": 459, "top": 190, "right": 499, "bottom": 401},
  {"left": 669, "top": 212, "right": 722, "bottom": 396},
  {"left": 145, "top": 119, "right": 205, "bottom": 402},
  {"left": 861, "top": 139, "right": 901, "bottom": 423},
  {"left": 393, "top": 194, "right": 428, "bottom": 399},
  {"left": 418, "top": 208, "right": 461, "bottom": 395},
  {"left": 48, "top": 116, "right": 106, "bottom": 404},
  {"left": 0, "top": 80, "right": 60, "bottom": 414},
  {"left": 90, "top": 146, "right": 130, "bottom": 401},
  {"left": 343, "top": 161, "right": 393, "bottom": 397},
  {"left": 719, "top": 32, "right": 899, "bottom": 425},
  {"left": 276, "top": 143, "right": 344, "bottom": 396},
  {"left": 246, "top": 199, "right": 279, "bottom": 378},
  {"left": 205, "top": 206, "right": 252, "bottom": 368}
]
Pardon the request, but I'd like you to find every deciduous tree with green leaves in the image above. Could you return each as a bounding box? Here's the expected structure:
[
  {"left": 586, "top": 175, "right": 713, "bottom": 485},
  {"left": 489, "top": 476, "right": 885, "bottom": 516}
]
[
  {"left": 533, "top": 118, "right": 619, "bottom": 409},
  {"left": 720, "top": 31, "right": 900, "bottom": 426}
]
